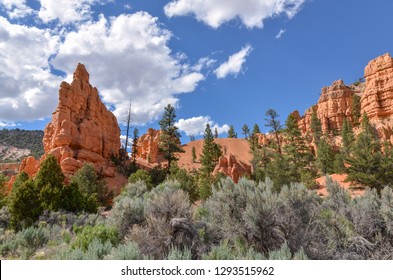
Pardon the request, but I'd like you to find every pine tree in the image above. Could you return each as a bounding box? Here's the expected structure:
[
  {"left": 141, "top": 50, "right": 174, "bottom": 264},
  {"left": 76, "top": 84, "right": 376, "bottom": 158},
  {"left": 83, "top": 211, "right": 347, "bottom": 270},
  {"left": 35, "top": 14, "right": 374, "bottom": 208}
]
[
  {"left": 265, "top": 109, "right": 282, "bottom": 154},
  {"left": 345, "top": 117, "right": 393, "bottom": 194},
  {"left": 310, "top": 107, "right": 322, "bottom": 143},
  {"left": 242, "top": 124, "right": 250, "bottom": 139},
  {"left": 158, "top": 104, "right": 184, "bottom": 173},
  {"left": 352, "top": 94, "right": 361, "bottom": 125},
  {"left": 214, "top": 127, "right": 219, "bottom": 138},
  {"left": 341, "top": 117, "right": 354, "bottom": 156},
  {"left": 249, "top": 124, "right": 261, "bottom": 152},
  {"left": 227, "top": 125, "right": 237, "bottom": 138},
  {"left": 200, "top": 124, "right": 222, "bottom": 174},
  {"left": 192, "top": 146, "right": 197, "bottom": 163},
  {"left": 284, "top": 113, "right": 315, "bottom": 182},
  {"left": 131, "top": 127, "right": 139, "bottom": 163},
  {"left": 316, "top": 138, "right": 335, "bottom": 175}
]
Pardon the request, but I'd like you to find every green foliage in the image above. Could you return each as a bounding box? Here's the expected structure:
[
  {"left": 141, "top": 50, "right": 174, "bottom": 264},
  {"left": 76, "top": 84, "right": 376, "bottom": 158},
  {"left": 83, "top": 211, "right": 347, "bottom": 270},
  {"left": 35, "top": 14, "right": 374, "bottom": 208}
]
[
  {"left": 0, "top": 173, "right": 8, "bottom": 208},
  {"left": 128, "top": 169, "right": 153, "bottom": 189},
  {"left": 316, "top": 138, "right": 335, "bottom": 175},
  {"left": 242, "top": 124, "right": 250, "bottom": 139},
  {"left": 70, "top": 163, "right": 112, "bottom": 208},
  {"left": 108, "top": 242, "right": 140, "bottom": 260},
  {"left": 12, "top": 171, "right": 29, "bottom": 191},
  {"left": 16, "top": 226, "right": 49, "bottom": 259},
  {"left": 169, "top": 165, "right": 199, "bottom": 202},
  {"left": 265, "top": 109, "right": 282, "bottom": 154},
  {"left": 0, "top": 129, "right": 44, "bottom": 161},
  {"left": 227, "top": 125, "right": 237, "bottom": 138},
  {"left": 192, "top": 146, "right": 197, "bottom": 163},
  {"left": 158, "top": 104, "right": 184, "bottom": 172},
  {"left": 310, "top": 107, "right": 322, "bottom": 143},
  {"left": 333, "top": 153, "right": 346, "bottom": 174},
  {"left": 9, "top": 180, "right": 42, "bottom": 230},
  {"left": 351, "top": 94, "right": 361, "bottom": 125},
  {"left": 72, "top": 225, "right": 119, "bottom": 252},
  {"left": 131, "top": 127, "right": 139, "bottom": 163},
  {"left": 200, "top": 124, "right": 222, "bottom": 175},
  {"left": 341, "top": 118, "right": 354, "bottom": 155},
  {"left": 167, "top": 246, "right": 192, "bottom": 260}
]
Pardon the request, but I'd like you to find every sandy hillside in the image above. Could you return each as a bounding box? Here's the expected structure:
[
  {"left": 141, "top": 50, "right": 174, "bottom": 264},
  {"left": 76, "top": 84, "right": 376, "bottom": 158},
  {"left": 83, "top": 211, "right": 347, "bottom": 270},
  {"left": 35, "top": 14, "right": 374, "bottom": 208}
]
[{"left": 177, "top": 138, "right": 252, "bottom": 171}]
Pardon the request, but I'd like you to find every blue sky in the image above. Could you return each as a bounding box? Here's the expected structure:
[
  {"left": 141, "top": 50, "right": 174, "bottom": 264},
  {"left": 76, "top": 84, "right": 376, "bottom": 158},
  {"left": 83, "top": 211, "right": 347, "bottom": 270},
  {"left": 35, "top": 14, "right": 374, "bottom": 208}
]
[{"left": 0, "top": 0, "right": 393, "bottom": 143}]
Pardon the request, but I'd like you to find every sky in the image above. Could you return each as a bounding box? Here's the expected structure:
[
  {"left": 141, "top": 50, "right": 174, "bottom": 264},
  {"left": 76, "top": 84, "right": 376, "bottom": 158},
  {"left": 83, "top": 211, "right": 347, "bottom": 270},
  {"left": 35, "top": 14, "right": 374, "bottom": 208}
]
[{"left": 0, "top": 0, "right": 393, "bottom": 143}]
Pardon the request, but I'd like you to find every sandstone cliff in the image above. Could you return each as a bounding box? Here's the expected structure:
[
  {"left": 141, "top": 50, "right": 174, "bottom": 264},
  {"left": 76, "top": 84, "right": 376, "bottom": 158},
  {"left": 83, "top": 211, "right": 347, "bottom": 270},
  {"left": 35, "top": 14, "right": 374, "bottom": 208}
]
[{"left": 20, "top": 63, "right": 122, "bottom": 184}]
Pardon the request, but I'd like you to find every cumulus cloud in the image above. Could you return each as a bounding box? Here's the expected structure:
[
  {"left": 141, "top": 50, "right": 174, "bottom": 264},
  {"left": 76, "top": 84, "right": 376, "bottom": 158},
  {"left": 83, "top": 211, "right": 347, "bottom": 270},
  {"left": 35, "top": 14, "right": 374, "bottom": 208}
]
[
  {"left": 0, "top": 0, "right": 34, "bottom": 18},
  {"left": 164, "top": 0, "right": 307, "bottom": 29},
  {"left": 215, "top": 44, "right": 252, "bottom": 79},
  {"left": 276, "top": 29, "right": 286, "bottom": 39},
  {"left": 0, "top": 16, "right": 61, "bottom": 122},
  {"left": 52, "top": 12, "right": 205, "bottom": 124},
  {"left": 38, "top": 0, "right": 110, "bottom": 24},
  {"left": 175, "top": 116, "right": 229, "bottom": 136}
]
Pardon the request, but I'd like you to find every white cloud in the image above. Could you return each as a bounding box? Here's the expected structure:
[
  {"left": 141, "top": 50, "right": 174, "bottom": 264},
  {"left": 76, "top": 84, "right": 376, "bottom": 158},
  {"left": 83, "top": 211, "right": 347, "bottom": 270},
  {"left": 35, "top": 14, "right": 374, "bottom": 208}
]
[
  {"left": 175, "top": 116, "right": 229, "bottom": 136},
  {"left": 52, "top": 12, "right": 205, "bottom": 125},
  {"left": 0, "top": 16, "right": 61, "bottom": 122},
  {"left": 0, "top": 121, "right": 18, "bottom": 128},
  {"left": 276, "top": 29, "right": 286, "bottom": 39},
  {"left": 192, "top": 57, "right": 217, "bottom": 72},
  {"left": 37, "top": 0, "right": 110, "bottom": 24},
  {"left": 0, "top": 0, "right": 34, "bottom": 18},
  {"left": 215, "top": 44, "right": 252, "bottom": 79},
  {"left": 164, "top": 0, "right": 306, "bottom": 29}
]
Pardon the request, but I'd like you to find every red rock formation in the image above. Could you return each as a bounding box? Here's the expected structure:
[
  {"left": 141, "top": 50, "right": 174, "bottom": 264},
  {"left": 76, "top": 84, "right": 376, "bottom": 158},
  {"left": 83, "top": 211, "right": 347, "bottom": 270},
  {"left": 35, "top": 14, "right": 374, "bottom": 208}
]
[
  {"left": 362, "top": 53, "right": 393, "bottom": 119},
  {"left": 213, "top": 154, "right": 252, "bottom": 183},
  {"left": 135, "top": 128, "right": 164, "bottom": 164},
  {"left": 21, "top": 63, "right": 121, "bottom": 181},
  {"left": 298, "top": 80, "right": 355, "bottom": 135}
]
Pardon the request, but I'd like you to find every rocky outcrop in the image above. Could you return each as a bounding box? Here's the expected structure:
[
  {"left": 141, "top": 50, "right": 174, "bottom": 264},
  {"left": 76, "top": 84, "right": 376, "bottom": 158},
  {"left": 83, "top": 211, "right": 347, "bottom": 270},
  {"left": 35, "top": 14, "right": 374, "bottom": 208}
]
[
  {"left": 135, "top": 128, "right": 164, "bottom": 164},
  {"left": 298, "top": 80, "right": 356, "bottom": 135},
  {"left": 21, "top": 63, "right": 120, "bottom": 180},
  {"left": 361, "top": 53, "right": 393, "bottom": 119},
  {"left": 213, "top": 154, "right": 252, "bottom": 183}
]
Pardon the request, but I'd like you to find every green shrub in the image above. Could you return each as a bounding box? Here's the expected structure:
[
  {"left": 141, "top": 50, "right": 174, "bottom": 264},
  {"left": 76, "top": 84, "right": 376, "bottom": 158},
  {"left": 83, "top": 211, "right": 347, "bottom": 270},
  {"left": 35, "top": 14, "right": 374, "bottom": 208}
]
[
  {"left": 16, "top": 226, "right": 49, "bottom": 259},
  {"left": 108, "top": 242, "right": 140, "bottom": 260},
  {"left": 72, "top": 225, "right": 119, "bottom": 252},
  {"left": 128, "top": 170, "right": 153, "bottom": 189},
  {"left": 167, "top": 246, "right": 192, "bottom": 260}
]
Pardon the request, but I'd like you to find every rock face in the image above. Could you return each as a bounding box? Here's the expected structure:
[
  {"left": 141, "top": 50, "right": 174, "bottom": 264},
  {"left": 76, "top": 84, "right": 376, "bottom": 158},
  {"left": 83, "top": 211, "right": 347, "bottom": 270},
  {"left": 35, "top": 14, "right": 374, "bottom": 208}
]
[
  {"left": 135, "top": 128, "right": 164, "bottom": 165},
  {"left": 362, "top": 53, "right": 393, "bottom": 119},
  {"left": 298, "top": 80, "right": 356, "bottom": 135},
  {"left": 213, "top": 154, "right": 252, "bottom": 183},
  {"left": 21, "top": 63, "right": 120, "bottom": 179}
]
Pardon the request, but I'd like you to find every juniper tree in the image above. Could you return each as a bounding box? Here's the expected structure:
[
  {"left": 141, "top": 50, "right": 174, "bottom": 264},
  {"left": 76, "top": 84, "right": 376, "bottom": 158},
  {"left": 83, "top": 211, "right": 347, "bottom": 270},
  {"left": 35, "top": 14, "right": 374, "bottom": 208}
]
[
  {"left": 265, "top": 109, "right": 282, "bottom": 154},
  {"left": 158, "top": 104, "right": 184, "bottom": 173}
]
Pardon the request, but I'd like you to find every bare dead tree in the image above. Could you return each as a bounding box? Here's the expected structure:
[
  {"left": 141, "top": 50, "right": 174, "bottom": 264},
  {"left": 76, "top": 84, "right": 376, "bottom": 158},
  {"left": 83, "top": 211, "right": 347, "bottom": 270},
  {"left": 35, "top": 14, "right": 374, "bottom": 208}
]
[{"left": 122, "top": 100, "right": 134, "bottom": 154}]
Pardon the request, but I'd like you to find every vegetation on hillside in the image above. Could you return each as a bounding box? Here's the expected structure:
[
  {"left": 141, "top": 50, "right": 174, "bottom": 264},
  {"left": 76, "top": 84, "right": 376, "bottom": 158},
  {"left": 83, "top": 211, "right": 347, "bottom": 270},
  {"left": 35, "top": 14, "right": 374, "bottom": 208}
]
[{"left": 0, "top": 129, "right": 44, "bottom": 162}]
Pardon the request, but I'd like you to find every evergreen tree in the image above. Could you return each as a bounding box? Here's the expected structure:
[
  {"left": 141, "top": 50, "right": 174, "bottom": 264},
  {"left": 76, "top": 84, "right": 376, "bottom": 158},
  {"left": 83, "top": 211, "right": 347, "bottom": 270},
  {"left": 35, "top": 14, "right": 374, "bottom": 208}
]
[
  {"left": 252, "top": 124, "right": 261, "bottom": 134},
  {"left": 265, "top": 109, "right": 282, "bottom": 154},
  {"left": 266, "top": 153, "right": 293, "bottom": 192},
  {"left": 12, "top": 171, "right": 29, "bottom": 191},
  {"left": 200, "top": 124, "right": 222, "bottom": 174},
  {"left": 242, "top": 124, "right": 250, "bottom": 139},
  {"left": 310, "top": 107, "right": 322, "bottom": 143},
  {"left": 199, "top": 124, "right": 222, "bottom": 199},
  {"left": 249, "top": 124, "right": 261, "bottom": 151},
  {"left": 214, "top": 127, "right": 219, "bottom": 138},
  {"left": 35, "top": 155, "right": 65, "bottom": 211},
  {"left": 192, "top": 146, "right": 197, "bottom": 163},
  {"left": 0, "top": 173, "right": 8, "bottom": 208},
  {"left": 352, "top": 94, "right": 361, "bottom": 125},
  {"left": 131, "top": 127, "right": 139, "bottom": 163},
  {"left": 227, "top": 125, "right": 237, "bottom": 138},
  {"left": 284, "top": 113, "right": 315, "bottom": 182},
  {"left": 252, "top": 144, "right": 272, "bottom": 182},
  {"left": 345, "top": 119, "right": 393, "bottom": 194},
  {"left": 9, "top": 180, "right": 42, "bottom": 230},
  {"left": 70, "top": 164, "right": 112, "bottom": 208},
  {"left": 158, "top": 104, "right": 184, "bottom": 173},
  {"left": 341, "top": 117, "right": 354, "bottom": 155},
  {"left": 316, "top": 138, "right": 335, "bottom": 175}
]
